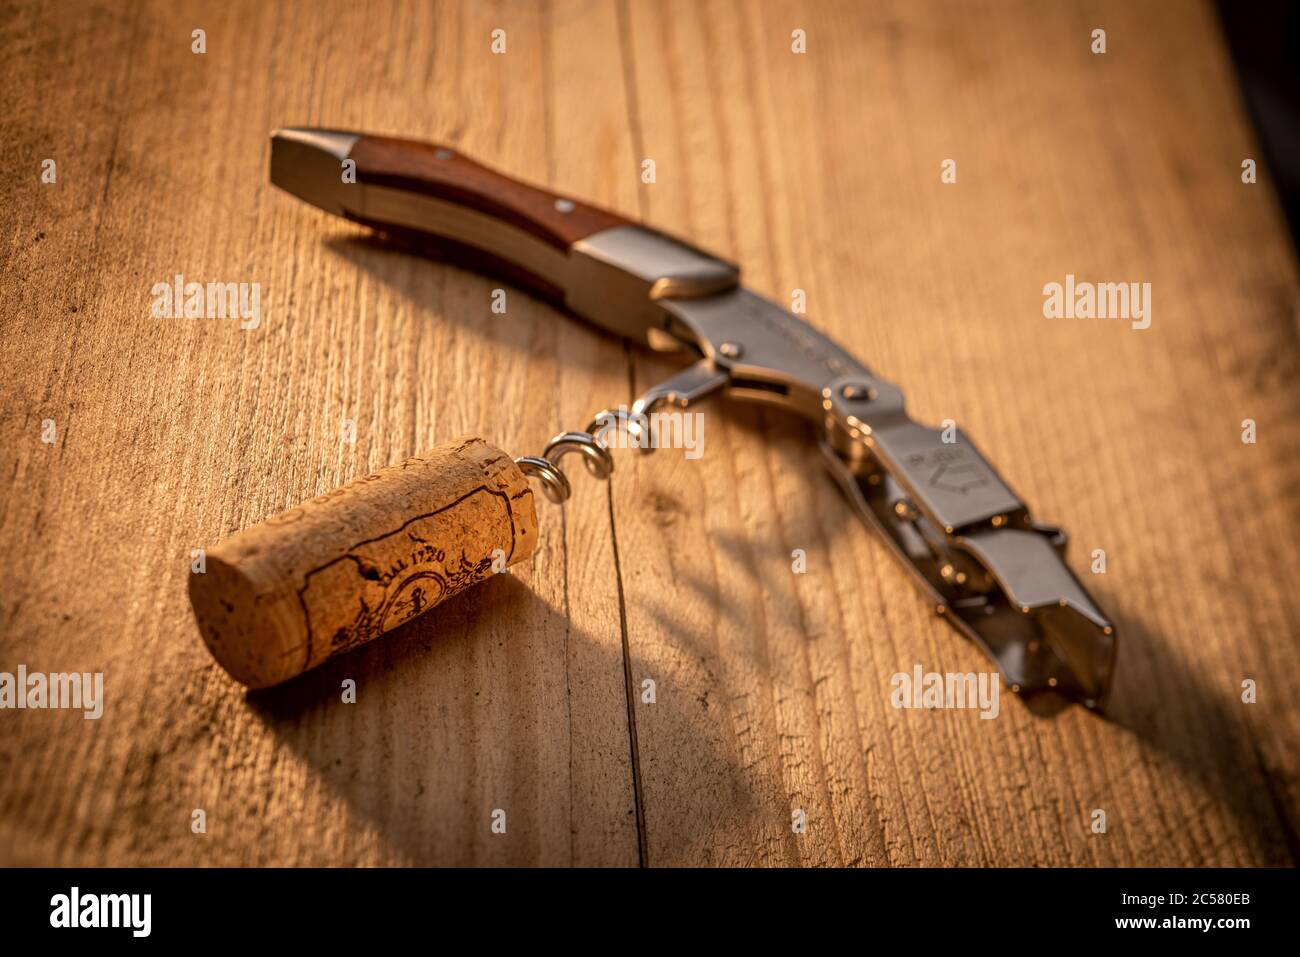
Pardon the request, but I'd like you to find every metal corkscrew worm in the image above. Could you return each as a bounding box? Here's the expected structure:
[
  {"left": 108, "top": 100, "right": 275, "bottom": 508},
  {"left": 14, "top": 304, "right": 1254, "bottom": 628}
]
[
  {"left": 515, "top": 359, "right": 729, "bottom": 504},
  {"left": 515, "top": 407, "right": 659, "bottom": 504}
]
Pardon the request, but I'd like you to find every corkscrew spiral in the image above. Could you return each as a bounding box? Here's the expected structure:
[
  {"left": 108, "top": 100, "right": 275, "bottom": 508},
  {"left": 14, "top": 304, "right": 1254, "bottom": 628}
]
[{"left": 515, "top": 408, "right": 653, "bottom": 504}]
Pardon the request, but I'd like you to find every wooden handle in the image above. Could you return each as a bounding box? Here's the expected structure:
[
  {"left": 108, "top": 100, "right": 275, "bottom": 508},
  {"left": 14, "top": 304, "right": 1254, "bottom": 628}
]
[
  {"left": 271, "top": 127, "right": 739, "bottom": 342},
  {"left": 352, "top": 135, "right": 627, "bottom": 248},
  {"left": 345, "top": 134, "right": 629, "bottom": 305},
  {"left": 189, "top": 437, "right": 538, "bottom": 689}
]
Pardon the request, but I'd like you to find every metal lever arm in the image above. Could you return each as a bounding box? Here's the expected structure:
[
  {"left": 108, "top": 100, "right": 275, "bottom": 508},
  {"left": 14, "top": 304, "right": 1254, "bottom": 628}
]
[{"left": 660, "top": 290, "right": 1117, "bottom": 707}]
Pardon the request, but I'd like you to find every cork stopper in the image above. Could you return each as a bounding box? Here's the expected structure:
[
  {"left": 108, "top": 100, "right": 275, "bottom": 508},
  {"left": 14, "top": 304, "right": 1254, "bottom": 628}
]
[{"left": 189, "top": 436, "right": 537, "bottom": 688}]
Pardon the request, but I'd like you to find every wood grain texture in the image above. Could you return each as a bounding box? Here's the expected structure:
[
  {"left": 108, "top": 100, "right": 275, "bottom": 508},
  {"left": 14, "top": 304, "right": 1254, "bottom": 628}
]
[{"left": 1, "top": 0, "right": 1296, "bottom": 867}]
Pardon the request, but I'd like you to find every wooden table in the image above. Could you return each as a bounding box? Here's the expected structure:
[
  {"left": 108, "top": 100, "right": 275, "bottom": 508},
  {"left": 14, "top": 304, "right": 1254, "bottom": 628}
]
[{"left": 2, "top": 0, "right": 1297, "bottom": 867}]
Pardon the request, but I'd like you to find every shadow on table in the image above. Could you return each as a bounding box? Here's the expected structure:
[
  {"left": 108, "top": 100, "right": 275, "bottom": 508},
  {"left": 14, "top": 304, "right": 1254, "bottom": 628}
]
[
  {"left": 318, "top": 232, "right": 612, "bottom": 378},
  {"left": 243, "top": 572, "right": 784, "bottom": 866},
  {"left": 1100, "top": 610, "right": 1295, "bottom": 864}
]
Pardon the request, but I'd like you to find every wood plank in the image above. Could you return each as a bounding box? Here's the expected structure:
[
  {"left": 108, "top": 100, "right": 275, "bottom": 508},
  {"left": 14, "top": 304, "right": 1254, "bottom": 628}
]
[
  {"left": 612, "top": 0, "right": 1299, "bottom": 866},
  {"left": 0, "top": 0, "right": 637, "bottom": 866}
]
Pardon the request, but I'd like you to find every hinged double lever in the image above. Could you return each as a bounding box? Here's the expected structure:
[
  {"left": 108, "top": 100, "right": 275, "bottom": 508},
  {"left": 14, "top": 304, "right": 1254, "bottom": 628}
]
[{"left": 271, "top": 128, "right": 1117, "bottom": 708}]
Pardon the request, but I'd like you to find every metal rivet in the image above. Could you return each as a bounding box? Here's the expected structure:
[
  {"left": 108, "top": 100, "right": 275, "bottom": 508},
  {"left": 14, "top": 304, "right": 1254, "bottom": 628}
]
[
  {"left": 719, "top": 342, "right": 743, "bottom": 359},
  {"left": 840, "top": 382, "right": 875, "bottom": 402},
  {"left": 434, "top": 148, "right": 454, "bottom": 160},
  {"left": 554, "top": 198, "right": 575, "bottom": 213}
]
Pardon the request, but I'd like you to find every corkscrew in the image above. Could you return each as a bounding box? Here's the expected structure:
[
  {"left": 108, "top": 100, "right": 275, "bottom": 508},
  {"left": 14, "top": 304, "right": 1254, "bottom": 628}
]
[{"left": 188, "top": 127, "right": 1120, "bottom": 710}]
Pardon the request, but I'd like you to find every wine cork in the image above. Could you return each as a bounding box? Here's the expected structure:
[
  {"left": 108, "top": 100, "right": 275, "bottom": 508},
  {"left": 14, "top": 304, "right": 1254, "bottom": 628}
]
[{"left": 190, "top": 436, "right": 538, "bottom": 689}]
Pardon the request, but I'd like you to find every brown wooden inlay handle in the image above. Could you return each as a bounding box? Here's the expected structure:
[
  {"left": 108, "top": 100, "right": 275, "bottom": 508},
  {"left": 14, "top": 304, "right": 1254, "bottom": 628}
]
[{"left": 350, "top": 135, "right": 628, "bottom": 250}]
